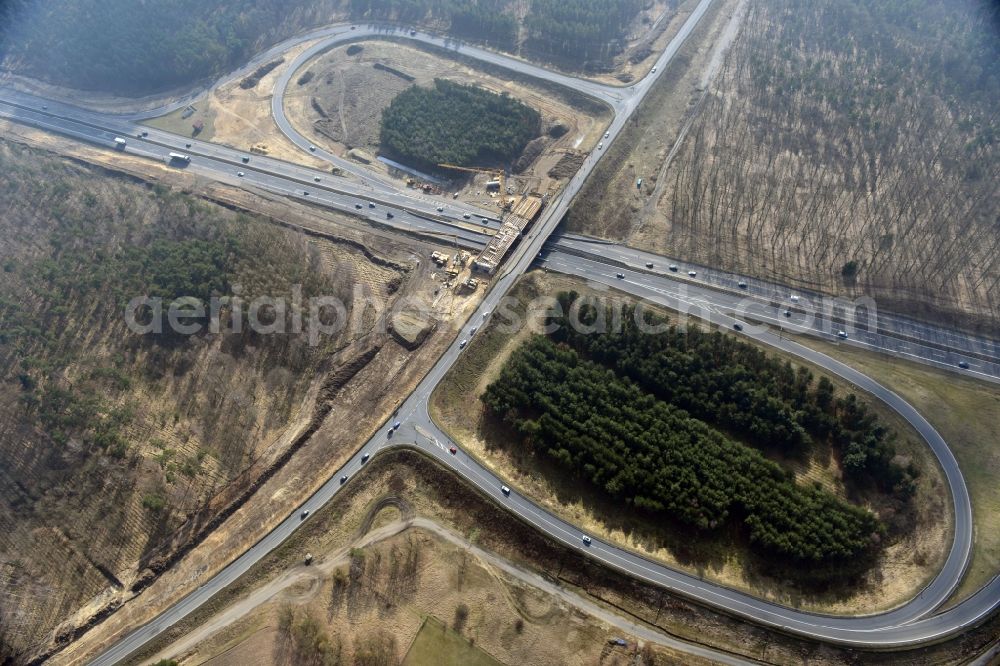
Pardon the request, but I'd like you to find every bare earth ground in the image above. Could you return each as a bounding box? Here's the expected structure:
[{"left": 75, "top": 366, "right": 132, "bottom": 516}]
[
  {"left": 283, "top": 39, "right": 610, "bottom": 207},
  {"left": 143, "top": 38, "right": 337, "bottom": 169},
  {"left": 430, "top": 271, "right": 951, "bottom": 616},
  {"left": 0, "top": 122, "right": 486, "bottom": 665},
  {"left": 145, "top": 521, "right": 698, "bottom": 666},
  {"left": 792, "top": 336, "right": 1000, "bottom": 608},
  {"left": 565, "top": 0, "right": 740, "bottom": 241},
  {"left": 123, "top": 449, "right": 997, "bottom": 666}
]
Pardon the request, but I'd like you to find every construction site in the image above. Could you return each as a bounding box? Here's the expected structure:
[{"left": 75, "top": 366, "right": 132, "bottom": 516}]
[
  {"left": 435, "top": 163, "right": 546, "bottom": 274},
  {"left": 282, "top": 39, "right": 603, "bottom": 275},
  {"left": 473, "top": 194, "right": 545, "bottom": 275}
]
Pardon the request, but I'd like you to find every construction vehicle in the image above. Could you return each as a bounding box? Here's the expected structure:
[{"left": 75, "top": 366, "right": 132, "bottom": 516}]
[{"left": 438, "top": 163, "right": 512, "bottom": 215}]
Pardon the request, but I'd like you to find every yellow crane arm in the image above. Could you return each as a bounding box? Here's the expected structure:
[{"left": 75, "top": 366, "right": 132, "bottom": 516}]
[{"left": 437, "top": 163, "right": 492, "bottom": 175}]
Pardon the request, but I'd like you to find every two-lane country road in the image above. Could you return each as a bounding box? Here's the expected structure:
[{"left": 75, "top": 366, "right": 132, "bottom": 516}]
[{"left": 3, "top": 1, "right": 996, "bottom": 661}]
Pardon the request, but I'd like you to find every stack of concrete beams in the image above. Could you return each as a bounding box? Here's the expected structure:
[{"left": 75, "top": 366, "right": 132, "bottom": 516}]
[{"left": 473, "top": 196, "right": 543, "bottom": 273}]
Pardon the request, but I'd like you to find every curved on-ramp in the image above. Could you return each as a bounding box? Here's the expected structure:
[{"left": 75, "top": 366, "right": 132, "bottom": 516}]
[
  {"left": 243, "top": 2, "right": 998, "bottom": 642},
  {"left": 80, "top": 3, "right": 999, "bottom": 663}
]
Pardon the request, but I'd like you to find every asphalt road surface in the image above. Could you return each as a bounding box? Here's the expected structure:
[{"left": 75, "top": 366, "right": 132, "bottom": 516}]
[
  {"left": 2, "top": 2, "right": 998, "bottom": 662},
  {"left": 0, "top": 94, "right": 498, "bottom": 248},
  {"left": 3, "top": 89, "right": 995, "bottom": 381},
  {"left": 548, "top": 234, "right": 1000, "bottom": 382}
]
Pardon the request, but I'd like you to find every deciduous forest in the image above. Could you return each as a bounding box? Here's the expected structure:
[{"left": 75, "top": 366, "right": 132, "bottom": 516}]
[{"left": 649, "top": 0, "right": 999, "bottom": 329}]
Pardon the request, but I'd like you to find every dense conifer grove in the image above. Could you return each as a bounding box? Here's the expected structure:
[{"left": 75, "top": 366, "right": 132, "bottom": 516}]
[
  {"left": 481, "top": 293, "right": 920, "bottom": 570},
  {"left": 379, "top": 79, "right": 540, "bottom": 168}
]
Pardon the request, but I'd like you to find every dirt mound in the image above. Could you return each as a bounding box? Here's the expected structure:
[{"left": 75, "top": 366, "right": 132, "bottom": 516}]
[
  {"left": 548, "top": 152, "right": 585, "bottom": 179},
  {"left": 348, "top": 148, "right": 374, "bottom": 164},
  {"left": 389, "top": 311, "right": 436, "bottom": 350}
]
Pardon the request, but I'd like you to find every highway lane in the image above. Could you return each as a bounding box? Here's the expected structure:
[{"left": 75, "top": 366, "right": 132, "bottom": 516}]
[
  {"left": 0, "top": 96, "right": 495, "bottom": 250},
  {"left": 0, "top": 87, "right": 503, "bottom": 228},
  {"left": 5, "top": 90, "right": 996, "bottom": 383},
  {"left": 547, "top": 237, "right": 1000, "bottom": 382},
  {"left": 555, "top": 234, "right": 1000, "bottom": 372},
  {"left": 5, "top": 0, "right": 996, "bottom": 658}
]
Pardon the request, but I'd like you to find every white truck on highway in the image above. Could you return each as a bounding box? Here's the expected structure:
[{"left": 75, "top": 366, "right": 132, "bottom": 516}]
[
  {"left": 167, "top": 152, "right": 191, "bottom": 165},
  {"left": 114, "top": 137, "right": 127, "bottom": 150}
]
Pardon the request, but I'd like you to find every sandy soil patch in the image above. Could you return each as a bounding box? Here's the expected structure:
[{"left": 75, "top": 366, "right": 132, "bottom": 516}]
[
  {"left": 284, "top": 40, "right": 610, "bottom": 209},
  {"left": 143, "top": 38, "right": 335, "bottom": 169}
]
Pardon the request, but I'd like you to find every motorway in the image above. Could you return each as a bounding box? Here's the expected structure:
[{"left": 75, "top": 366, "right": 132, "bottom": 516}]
[
  {"left": 0, "top": 93, "right": 502, "bottom": 248},
  {"left": 548, "top": 234, "right": 1000, "bottom": 382},
  {"left": 1, "top": 1, "right": 997, "bottom": 662},
  {"left": 3, "top": 98, "right": 996, "bottom": 381}
]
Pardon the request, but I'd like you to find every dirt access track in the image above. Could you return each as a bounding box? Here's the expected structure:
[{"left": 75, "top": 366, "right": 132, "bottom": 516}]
[
  {"left": 285, "top": 40, "right": 610, "bottom": 200},
  {"left": 144, "top": 518, "right": 711, "bottom": 666},
  {"left": 123, "top": 450, "right": 1000, "bottom": 666}
]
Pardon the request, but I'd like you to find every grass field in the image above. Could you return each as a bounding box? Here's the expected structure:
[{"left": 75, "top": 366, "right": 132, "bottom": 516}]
[
  {"left": 794, "top": 337, "right": 1000, "bottom": 606},
  {"left": 403, "top": 616, "right": 503, "bottom": 666}
]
